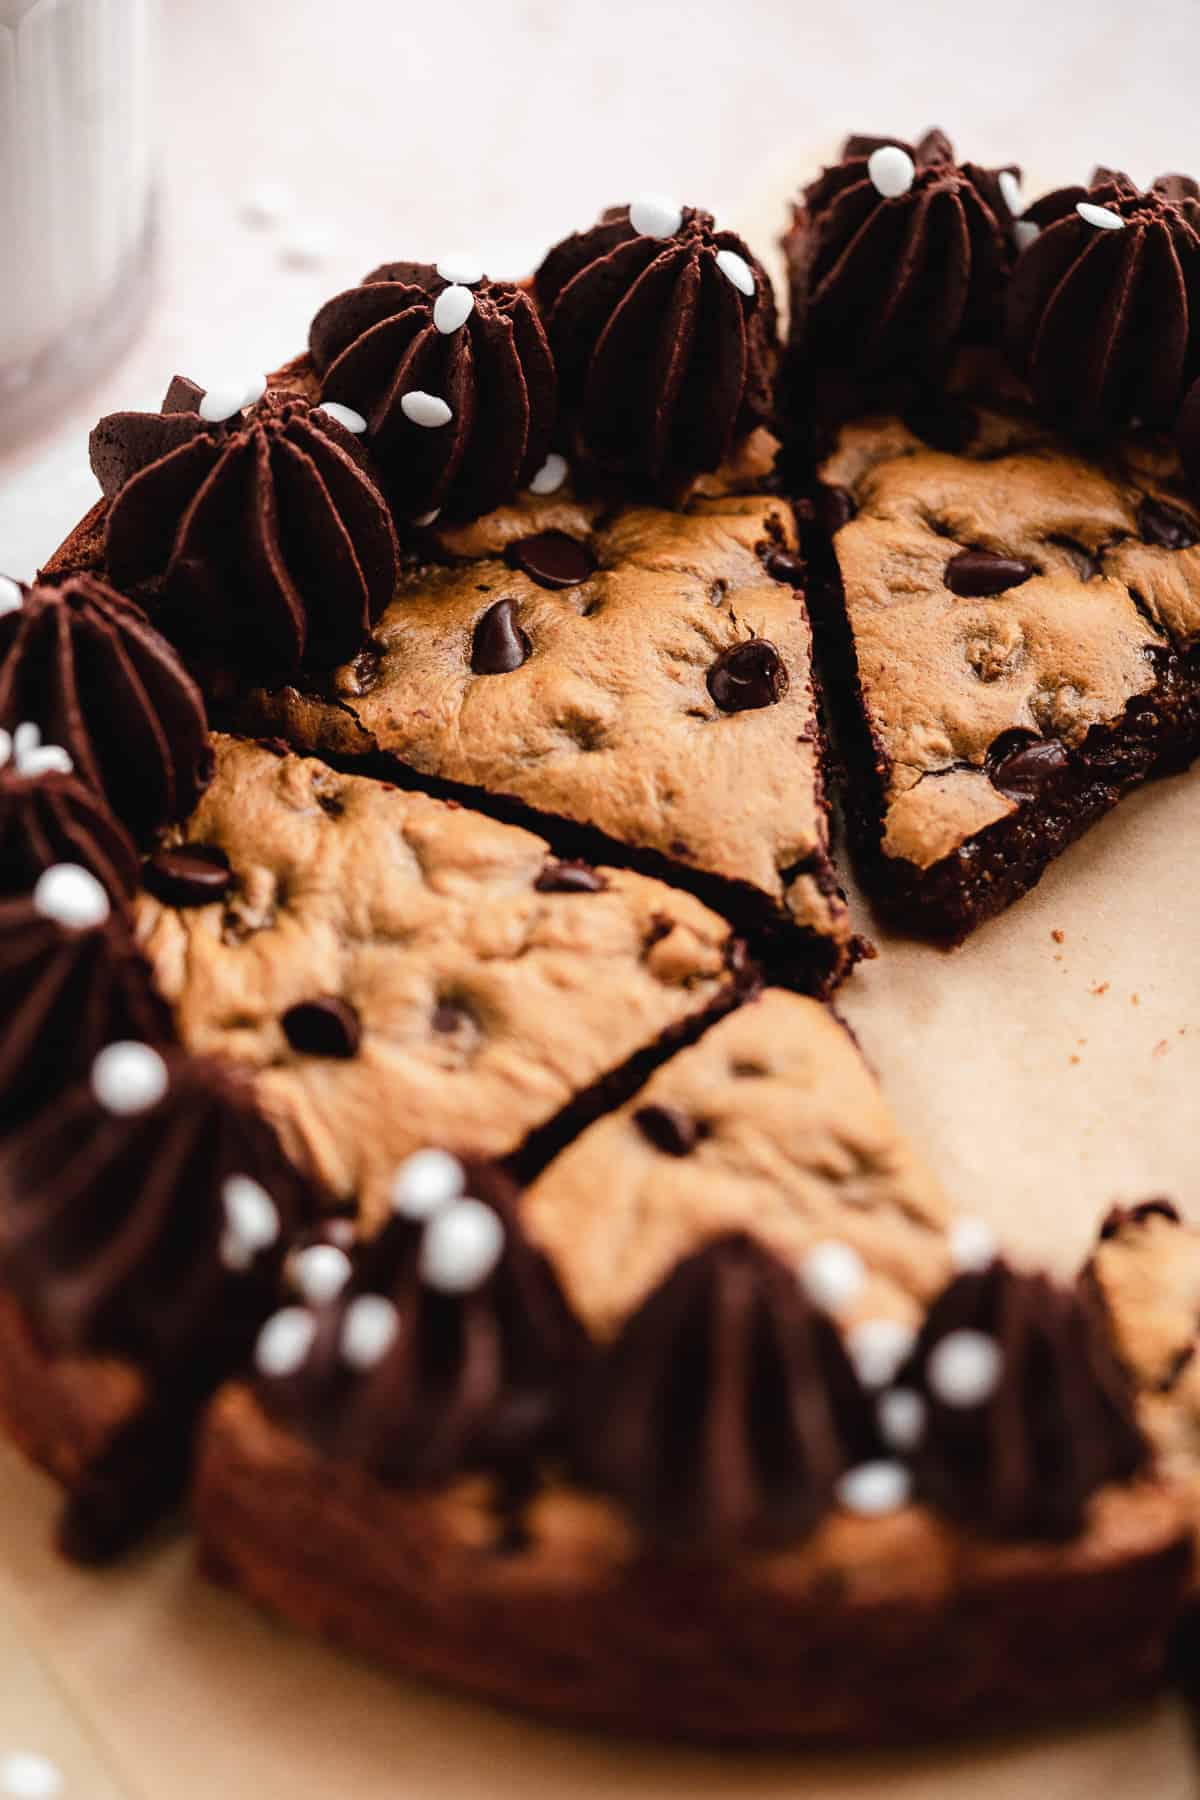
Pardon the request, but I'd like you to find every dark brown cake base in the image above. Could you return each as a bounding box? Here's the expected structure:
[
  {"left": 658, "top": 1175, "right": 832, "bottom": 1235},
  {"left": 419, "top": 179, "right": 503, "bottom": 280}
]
[{"left": 196, "top": 1385, "right": 1192, "bottom": 1745}]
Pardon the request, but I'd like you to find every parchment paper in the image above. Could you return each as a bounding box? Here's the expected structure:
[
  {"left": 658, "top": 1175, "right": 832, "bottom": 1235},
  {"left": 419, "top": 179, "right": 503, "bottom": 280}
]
[{"left": 0, "top": 125, "right": 1198, "bottom": 1800}]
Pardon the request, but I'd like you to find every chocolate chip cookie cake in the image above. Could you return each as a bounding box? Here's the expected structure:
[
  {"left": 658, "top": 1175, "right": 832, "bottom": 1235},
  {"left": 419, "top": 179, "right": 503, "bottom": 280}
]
[{"left": 1, "top": 137, "right": 1199, "bottom": 1744}]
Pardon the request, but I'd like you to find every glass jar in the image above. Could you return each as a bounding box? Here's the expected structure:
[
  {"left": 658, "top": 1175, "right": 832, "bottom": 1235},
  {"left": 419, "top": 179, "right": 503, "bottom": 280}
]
[{"left": 0, "top": 0, "right": 157, "bottom": 438}]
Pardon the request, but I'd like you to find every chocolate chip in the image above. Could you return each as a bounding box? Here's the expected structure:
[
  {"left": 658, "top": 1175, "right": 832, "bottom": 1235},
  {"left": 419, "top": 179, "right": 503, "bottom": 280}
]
[
  {"left": 988, "top": 735, "right": 1071, "bottom": 798},
  {"left": 1099, "top": 1198, "right": 1181, "bottom": 1239},
  {"left": 471, "top": 599, "right": 531, "bottom": 674},
  {"left": 707, "top": 639, "right": 789, "bottom": 712},
  {"left": 535, "top": 859, "right": 608, "bottom": 893},
  {"left": 818, "top": 485, "right": 857, "bottom": 534},
  {"left": 914, "top": 128, "right": 954, "bottom": 167},
  {"left": 338, "top": 643, "right": 381, "bottom": 698},
  {"left": 903, "top": 397, "right": 978, "bottom": 453},
  {"left": 763, "top": 548, "right": 806, "bottom": 586},
  {"left": 506, "top": 531, "right": 596, "bottom": 589},
  {"left": 433, "top": 1000, "right": 469, "bottom": 1034},
  {"left": 282, "top": 996, "right": 361, "bottom": 1058},
  {"left": 1138, "top": 496, "right": 1199, "bottom": 550},
  {"left": 634, "top": 1104, "right": 702, "bottom": 1157},
  {"left": 143, "top": 845, "right": 232, "bottom": 906},
  {"left": 945, "top": 550, "right": 1036, "bottom": 597},
  {"left": 161, "top": 374, "right": 206, "bottom": 414}
]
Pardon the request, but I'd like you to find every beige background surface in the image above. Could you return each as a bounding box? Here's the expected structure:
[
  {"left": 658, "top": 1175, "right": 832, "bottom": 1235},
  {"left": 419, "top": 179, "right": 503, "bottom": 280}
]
[{"left": 1, "top": 0, "right": 1199, "bottom": 1792}]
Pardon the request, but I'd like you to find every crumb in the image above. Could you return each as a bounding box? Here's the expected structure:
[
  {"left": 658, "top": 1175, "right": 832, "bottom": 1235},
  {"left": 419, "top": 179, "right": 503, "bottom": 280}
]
[
  {"left": 1091, "top": 982, "right": 1110, "bottom": 996},
  {"left": 1069, "top": 1054, "right": 1081, "bottom": 1065},
  {"left": 1131, "top": 993, "right": 1140, "bottom": 1006},
  {"left": 1051, "top": 929, "right": 1065, "bottom": 944},
  {"left": 1053, "top": 953, "right": 1063, "bottom": 963},
  {"left": 1153, "top": 1040, "right": 1170, "bottom": 1058},
  {"left": 1077, "top": 1038, "right": 1087, "bottom": 1048}
]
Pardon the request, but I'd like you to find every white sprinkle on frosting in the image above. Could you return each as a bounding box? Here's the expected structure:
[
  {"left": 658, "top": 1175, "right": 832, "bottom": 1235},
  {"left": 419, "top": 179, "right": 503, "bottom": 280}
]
[
  {"left": 436, "top": 257, "right": 484, "bottom": 287},
  {"left": 1014, "top": 219, "right": 1041, "bottom": 251},
  {"left": 90, "top": 1041, "right": 169, "bottom": 1117},
  {"left": 255, "top": 1306, "right": 317, "bottom": 1378},
  {"left": 341, "top": 1293, "right": 401, "bottom": 1370},
  {"left": 401, "top": 390, "right": 453, "bottom": 429},
  {"left": 835, "top": 1459, "right": 912, "bottom": 1517},
  {"left": 13, "top": 723, "right": 40, "bottom": 761},
  {"left": 629, "top": 194, "right": 683, "bottom": 239},
  {"left": 413, "top": 507, "right": 441, "bottom": 527},
  {"left": 847, "top": 1317, "right": 916, "bottom": 1389},
  {"left": 390, "top": 1148, "right": 466, "bottom": 1220},
  {"left": 0, "top": 574, "right": 22, "bottom": 616},
  {"left": 867, "top": 145, "right": 916, "bottom": 200},
  {"left": 32, "top": 863, "right": 110, "bottom": 931},
  {"left": 715, "top": 247, "right": 756, "bottom": 296},
  {"left": 420, "top": 1197, "right": 505, "bottom": 1294},
  {"left": 927, "top": 1328, "right": 1004, "bottom": 1408},
  {"left": 199, "top": 376, "right": 266, "bottom": 424},
  {"left": 7, "top": 721, "right": 72, "bottom": 777},
  {"left": 317, "top": 401, "right": 368, "bottom": 435},
  {"left": 949, "top": 1215, "right": 997, "bottom": 1273},
  {"left": 1077, "top": 201, "right": 1125, "bottom": 231},
  {"left": 877, "top": 1386, "right": 926, "bottom": 1453},
  {"left": 998, "top": 169, "right": 1023, "bottom": 216},
  {"left": 528, "top": 452, "right": 568, "bottom": 496},
  {"left": 220, "top": 1174, "right": 281, "bottom": 1270},
  {"left": 0, "top": 1752, "right": 63, "bottom": 1798},
  {"left": 292, "top": 1242, "right": 353, "bottom": 1304},
  {"left": 800, "top": 1240, "right": 865, "bottom": 1314},
  {"left": 433, "top": 283, "right": 476, "bottom": 334}
]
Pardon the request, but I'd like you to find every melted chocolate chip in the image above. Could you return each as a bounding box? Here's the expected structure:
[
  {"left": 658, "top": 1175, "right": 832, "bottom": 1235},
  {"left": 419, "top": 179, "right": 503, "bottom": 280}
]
[
  {"left": 763, "top": 548, "right": 806, "bottom": 587},
  {"left": 989, "top": 735, "right": 1071, "bottom": 797},
  {"left": 1099, "top": 1198, "right": 1181, "bottom": 1240},
  {"left": 507, "top": 531, "right": 596, "bottom": 589},
  {"left": 634, "top": 1104, "right": 702, "bottom": 1157},
  {"left": 817, "top": 485, "right": 857, "bottom": 535},
  {"left": 945, "top": 550, "right": 1036, "bottom": 597},
  {"left": 535, "top": 859, "right": 608, "bottom": 894},
  {"left": 1138, "top": 495, "right": 1199, "bottom": 551},
  {"left": 471, "top": 599, "right": 531, "bottom": 674},
  {"left": 162, "top": 375, "right": 206, "bottom": 415},
  {"left": 281, "top": 996, "right": 361, "bottom": 1058},
  {"left": 707, "top": 639, "right": 789, "bottom": 712},
  {"left": 904, "top": 397, "right": 979, "bottom": 453},
  {"left": 433, "top": 1000, "right": 470, "bottom": 1034},
  {"left": 143, "top": 845, "right": 233, "bottom": 906},
  {"left": 339, "top": 643, "right": 381, "bottom": 697}
]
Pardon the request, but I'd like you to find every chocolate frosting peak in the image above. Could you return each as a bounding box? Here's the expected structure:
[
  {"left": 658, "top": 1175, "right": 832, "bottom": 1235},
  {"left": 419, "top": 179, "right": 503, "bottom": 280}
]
[
  {"left": 0, "top": 766, "right": 139, "bottom": 903},
  {"left": 93, "top": 384, "right": 399, "bottom": 672},
  {"left": 0, "top": 574, "right": 213, "bottom": 839},
  {"left": 796, "top": 129, "right": 1016, "bottom": 375},
  {"left": 310, "top": 264, "right": 557, "bottom": 522},
  {"left": 259, "top": 1159, "right": 586, "bottom": 1484},
  {"left": 0, "top": 896, "right": 172, "bottom": 1132},
  {"left": 1007, "top": 170, "right": 1200, "bottom": 434},
  {"left": 903, "top": 1261, "right": 1148, "bottom": 1540},
  {"left": 573, "top": 1233, "right": 878, "bottom": 1552},
  {"left": 0, "top": 1051, "right": 320, "bottom": 1371},
  {"left": 534, "top": 204, "right": 777, "bottom": 486}
]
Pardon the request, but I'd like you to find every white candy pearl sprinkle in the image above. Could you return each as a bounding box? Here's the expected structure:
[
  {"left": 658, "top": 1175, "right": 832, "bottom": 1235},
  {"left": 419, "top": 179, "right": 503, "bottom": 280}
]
[
  {"left": 340, "top": 1293, "right": 400, "bottom": 1370},
  {"left": 420, "top": 1197, "right": 505, "bottom": 1294},
  {"left": 390, "top": 1148, "right": 466, "bottom": 1219},
  {"left": 401, "top": 390, "right": 453, "bottom": 429},
  {"left": 949, "top": 1215, "right": 997, "bottom": 1273},
  {"left": 998, "top": 169, "right": 1023, "bottom": 216},
  {"left": 255, "top": 1306, "right": 317, "bottom": 1378},
  {"left": 91, "top": 1041, "right": 169, "bottom": 1117},
  {"left": 221, "top": 1174, "right": 280, "bottom": 1259},
  {"left": 0, "top": 574, "right": 22, "bottom": 615},
  {"left": 867, "top": 145, "right": 915, "bottom": 199},
  {"left": 1077, "top": 201, "right": 1125, "bottom": 231},
  {"left": 32, "top": 863, "right": 110, "bottom": 931},
  {"left": 436, "top": 257, "right": 484, "bottom": 287},
  {"left": 715, "top": 248, "right": 756, "bottom": 296},
  {"left": 836, "top": 1459, "right": 912, "bottom": 1517},
  {"left": 13, "top": 722, "right": 40, "bottom": 760},
  {"left": 629, "top": 194, "right": 683, "bottom": 239},
  {"left": 529, "top": 452, "right": 568, "bottom": 496},
  {"left": 878, "top": 1386, "right": 927, "bottom": 1453},
  {"left": 18, "top": 745, "right": 72, "bottom": 776},
  {"left": 0, "top": 1752, "right": 63, "bottom": 1798},
  {"left": 292, "top": 1242, "right": 353, "bottom": 1304},
  {"left": 413, "top": 508, "right": 441, "bottom": 527},
  {"left": 847, "top": 1317, "right": 916, "bottom": 1389},
  {"left": 800, "top": 1240, "right": 865, "bottom": 1314},
  {"left": 317, "top": 401, "right": 368, "bottom": 435},
  {"left": 1014, "top": 219, "right": 1041, "bottom": 251},
  {"left": 927, "top": 1328, "right": 1004, "bottom": 1408},
  {"left": 199, "top": 376, "right": 265, "bottom": 424},
  {"left": 433, "top": 284, "right": 476, "bottom": 334}
]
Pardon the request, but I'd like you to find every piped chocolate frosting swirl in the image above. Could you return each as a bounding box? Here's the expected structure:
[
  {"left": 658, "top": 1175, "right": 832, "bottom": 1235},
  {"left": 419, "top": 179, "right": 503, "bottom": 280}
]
[
  {"left": 794, "top": 130, "right": 1016, "bottom": 375},
  {"left": 258, "top": 1157, "right": 586, "bottom": 1484},
  {"left": 310, "top": 264, "right": 557, "bottom": 522},
  {"left": 901, "top": 1260, "right": 1148, "bottom": 1539},
  {"left": 0, "top": 764, "right": 139, "bottom": 903},
  {"left": 92, "top": 381, "right": 399, "bottom": 672},
  {"left": 572, "top": 1233, "right": 878, "bottom": 1552},
  {"left": 535, "top": 204, "right": 777, "bottom": 487},
  {"left": 0, "top": 1049, "right": 320, "bottom": 1370},
  {"left": 0, "top": 574, "right": 213, "bottom": 839},
  {"left": 1007, "top": 170, "right": 1200, "bottom": 435}
]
